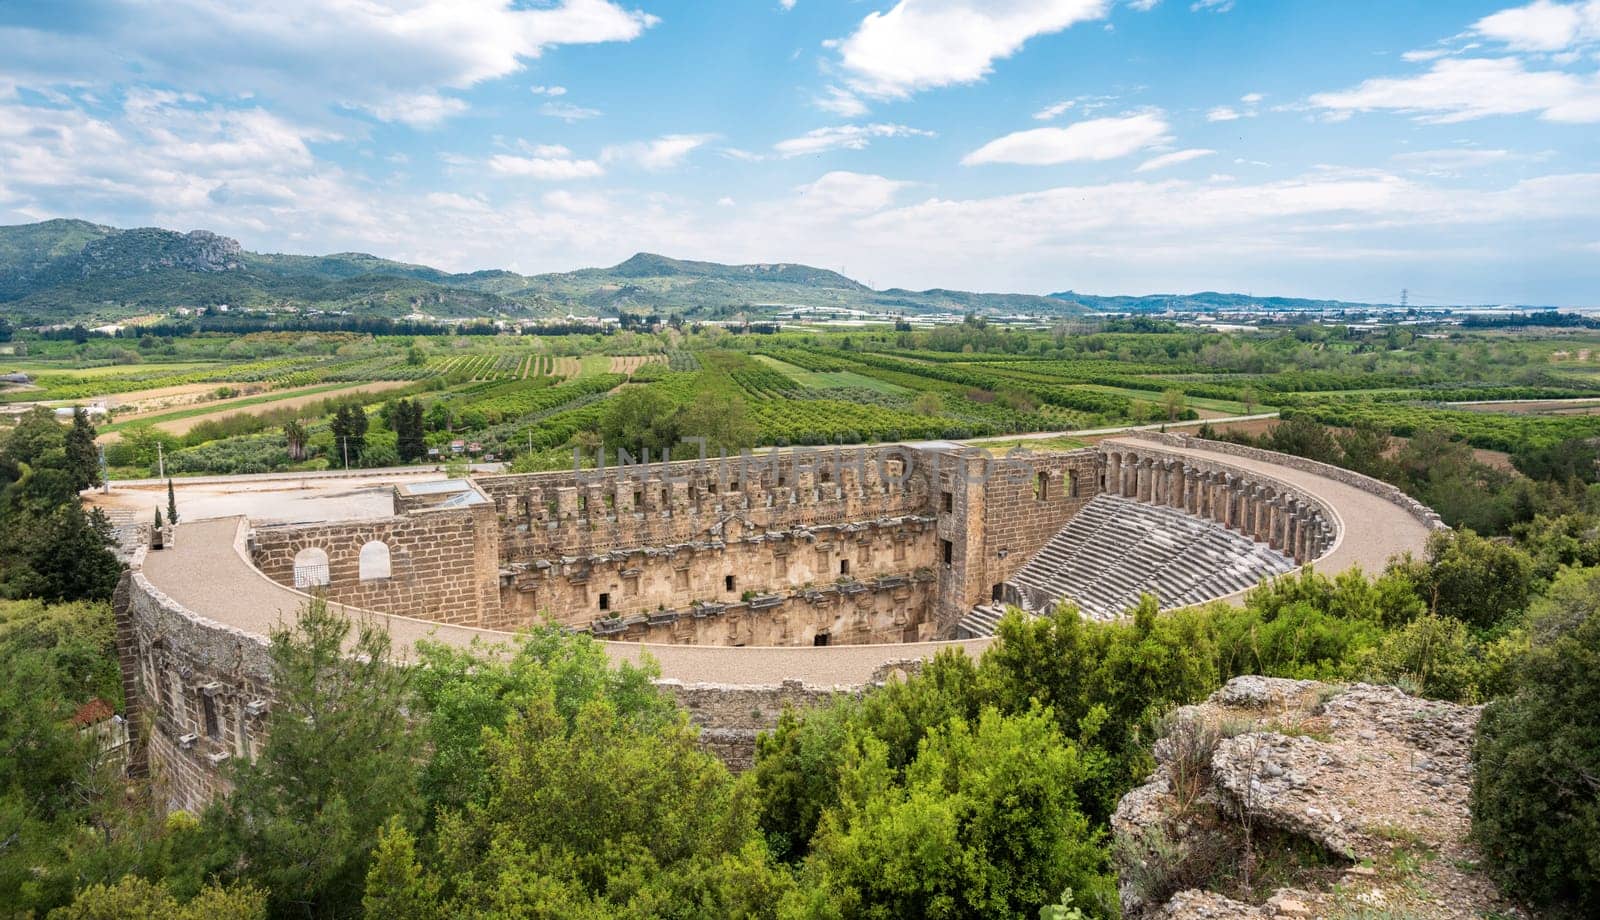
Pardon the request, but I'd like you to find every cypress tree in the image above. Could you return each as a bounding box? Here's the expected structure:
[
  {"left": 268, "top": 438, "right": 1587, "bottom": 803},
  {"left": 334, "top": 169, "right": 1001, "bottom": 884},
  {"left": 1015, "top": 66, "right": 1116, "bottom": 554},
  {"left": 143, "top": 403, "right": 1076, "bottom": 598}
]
[
  {"left": 166, "top": 478, "right": 180, "bottom": 524},
  {"left": 65, "top": 407, "right": 101, "bottom": 491}
]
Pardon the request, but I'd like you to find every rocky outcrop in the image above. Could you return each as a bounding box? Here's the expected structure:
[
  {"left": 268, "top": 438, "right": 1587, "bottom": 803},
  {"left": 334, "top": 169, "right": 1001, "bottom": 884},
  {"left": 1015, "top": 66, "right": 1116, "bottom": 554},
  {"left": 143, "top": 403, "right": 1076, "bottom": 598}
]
[{"left": 1114, "top": 677, "right": 1527, "bottom": 919}]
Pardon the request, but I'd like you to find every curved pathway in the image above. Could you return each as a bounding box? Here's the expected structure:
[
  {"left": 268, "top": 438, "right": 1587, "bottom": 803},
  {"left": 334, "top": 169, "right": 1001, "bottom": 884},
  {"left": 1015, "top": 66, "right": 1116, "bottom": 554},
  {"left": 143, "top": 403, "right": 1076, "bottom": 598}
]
[{"left": 140, "top": 441, "right": 1432, "bottom": 689}]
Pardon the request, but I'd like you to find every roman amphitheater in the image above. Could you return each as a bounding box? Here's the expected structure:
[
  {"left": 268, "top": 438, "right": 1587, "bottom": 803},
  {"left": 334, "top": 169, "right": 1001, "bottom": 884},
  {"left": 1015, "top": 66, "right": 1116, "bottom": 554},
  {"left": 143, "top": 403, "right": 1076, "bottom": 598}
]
[{"left": 112, "top": 432, "right": 1443, "bottom": 810}]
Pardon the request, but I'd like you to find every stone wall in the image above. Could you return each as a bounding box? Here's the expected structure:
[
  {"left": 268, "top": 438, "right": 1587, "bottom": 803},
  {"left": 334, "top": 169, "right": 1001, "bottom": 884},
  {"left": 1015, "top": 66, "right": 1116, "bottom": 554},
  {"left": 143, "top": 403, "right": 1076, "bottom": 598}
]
[
  {"left": 250, "top": 503, "right": 506, "bottom": 629},
  {"left": 115, "top": 568, "right": 273, "bottom": 813},
  {"left": 475, "top": 445, "right": 931, "bottom": 559},
  {"left": 503, "top": 514, "right": 939, "bottom": 643},
  {"left": 1124, "top": 431, "right": 1448, "bottom": 532}
]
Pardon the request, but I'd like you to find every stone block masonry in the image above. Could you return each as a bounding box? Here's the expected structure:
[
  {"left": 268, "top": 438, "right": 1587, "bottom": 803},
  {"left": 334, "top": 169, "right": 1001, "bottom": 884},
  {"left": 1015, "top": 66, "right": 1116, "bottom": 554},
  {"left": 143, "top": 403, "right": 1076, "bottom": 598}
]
[{"left": 250, "top": 503, "right": 506, "bottom": 629}]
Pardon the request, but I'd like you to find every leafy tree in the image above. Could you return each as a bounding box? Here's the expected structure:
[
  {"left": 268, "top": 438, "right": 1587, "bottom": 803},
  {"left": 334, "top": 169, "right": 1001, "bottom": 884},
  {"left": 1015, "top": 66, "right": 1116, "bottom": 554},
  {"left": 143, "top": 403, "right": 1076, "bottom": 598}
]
[
  {"left": 386, "top": 631, "right": 788, "bottom": 918},
  {"left": 1472, "top": 565, "right": 1600, "bottom": 914},
  {"left": 1393, "top": 529, "right": 1534, "bottom": 631},
  {"left": 600, "top": 387, "right": 681, "bottom": 456},
  {"left": 674, "top": 384, "right": 758, "bottom": 454},
  {"left": 786, "top": 707, "right": 1114, "bottom": 919},
  {"left": 1161, "top": 388, "right": 1186, "bottom": 423},
  {"left": 216, "top": 598, "right": 420, "bottom": 918},
  {"left": 46, "top": 876, "right": 266, "bottom": 920}
]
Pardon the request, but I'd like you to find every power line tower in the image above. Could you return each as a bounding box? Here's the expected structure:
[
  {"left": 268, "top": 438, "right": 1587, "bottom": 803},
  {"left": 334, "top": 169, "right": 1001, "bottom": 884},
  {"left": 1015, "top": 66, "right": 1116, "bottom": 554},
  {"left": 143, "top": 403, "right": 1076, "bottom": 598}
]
[{"left": 1400, "top": 288, "right": 1409, "bottom": 309}]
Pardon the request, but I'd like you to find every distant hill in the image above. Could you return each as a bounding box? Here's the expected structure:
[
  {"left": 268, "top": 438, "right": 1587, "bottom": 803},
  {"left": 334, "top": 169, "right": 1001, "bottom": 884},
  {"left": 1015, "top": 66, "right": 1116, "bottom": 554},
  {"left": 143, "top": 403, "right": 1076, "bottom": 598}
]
[
  {"left": 2, "top": 218, "right": 1435, "bottom": 327},
  {"left": 0, "top": 219, "right": 1093, "bottom": 324}
]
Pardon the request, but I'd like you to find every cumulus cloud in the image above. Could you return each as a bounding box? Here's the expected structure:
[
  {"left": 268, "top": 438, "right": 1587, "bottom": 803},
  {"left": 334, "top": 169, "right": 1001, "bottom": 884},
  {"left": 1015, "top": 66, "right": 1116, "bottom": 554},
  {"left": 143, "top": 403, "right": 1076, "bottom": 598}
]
[
  {"left": 1136, "top": 148, "right": 1215, "bottom": 172},
  {"left": 774, "top": 123, "right": 935, "bottom": 158},
  {"left": 0, "top": 0, "right": 656, "bottom": 125},
  {"left": 793, "top": 171, "right": 912, "bottom": 214},
  {"left": 962, "top": 111, "right": 1170, "bottom": 165},
  {"left": 831, "top": 0, "right": 1110, "bottom": 99},
  {"left": 1206, "top": 106, "right": 1241, "bottom": 122},
  {"left": 1309, "top": 56, "right": 1600, "bottom": 123},
  {"left": 1473, "top": 0, "right": 1600, "bottom": 52},
  {"left": 486, "top": 144, "right": 603, "bottom": 180},
  {"left": 602, "top": 134, "right": 716, "bottom": 170}
]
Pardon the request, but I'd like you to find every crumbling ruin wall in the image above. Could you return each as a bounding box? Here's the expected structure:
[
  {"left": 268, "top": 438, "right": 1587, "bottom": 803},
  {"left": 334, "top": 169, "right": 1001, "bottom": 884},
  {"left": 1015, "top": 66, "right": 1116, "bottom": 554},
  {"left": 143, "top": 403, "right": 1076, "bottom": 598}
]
[{"left": 115, "top": 568, "right": 273, "bottom": 814}]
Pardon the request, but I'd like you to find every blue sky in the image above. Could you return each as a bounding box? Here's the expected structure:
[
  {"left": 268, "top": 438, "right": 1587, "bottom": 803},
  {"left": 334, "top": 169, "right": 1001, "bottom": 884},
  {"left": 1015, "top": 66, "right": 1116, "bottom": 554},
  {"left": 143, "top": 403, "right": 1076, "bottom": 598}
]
[{"left": 1, "top": 0, "right": 1598, "bottom": 305}]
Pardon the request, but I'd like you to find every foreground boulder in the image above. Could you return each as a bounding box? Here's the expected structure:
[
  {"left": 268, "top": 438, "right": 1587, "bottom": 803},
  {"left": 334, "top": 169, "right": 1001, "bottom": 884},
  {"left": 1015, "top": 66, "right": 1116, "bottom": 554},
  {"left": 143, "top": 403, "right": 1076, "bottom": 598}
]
[{"left": 1113, "top": 676, "right": 1527, "bottom": 919}]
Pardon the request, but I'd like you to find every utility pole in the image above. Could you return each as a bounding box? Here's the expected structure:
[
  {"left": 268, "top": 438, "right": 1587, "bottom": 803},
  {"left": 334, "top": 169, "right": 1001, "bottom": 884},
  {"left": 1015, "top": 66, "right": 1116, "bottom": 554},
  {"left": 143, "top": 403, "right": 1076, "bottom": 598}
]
[
  {"left": 156, "top": 442, "right": 165, "bottom": 480},
  {"left": 99, "top": 444, "right": 110, "bottom": 494},
  {"left": 342, "top": 436, "right": 349, "bottom": 471}
]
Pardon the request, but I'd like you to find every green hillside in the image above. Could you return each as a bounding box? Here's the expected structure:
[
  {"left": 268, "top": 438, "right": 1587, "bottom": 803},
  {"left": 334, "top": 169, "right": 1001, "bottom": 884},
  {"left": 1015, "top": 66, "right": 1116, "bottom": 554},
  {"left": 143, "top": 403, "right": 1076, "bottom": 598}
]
[{"left": 0, "top": 219, "right": 1093, "bottom": 325}]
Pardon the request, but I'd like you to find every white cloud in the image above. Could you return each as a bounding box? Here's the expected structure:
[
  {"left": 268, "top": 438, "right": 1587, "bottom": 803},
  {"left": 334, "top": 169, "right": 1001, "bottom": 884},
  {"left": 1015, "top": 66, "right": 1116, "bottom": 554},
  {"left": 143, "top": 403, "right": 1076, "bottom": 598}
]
[
  {"left": 1473, "top": 0, "right": 1600, "bottom": 52},
  {"left": 1033, "top": 99, "right": 1077, "bottom": 120},
  {"left": 814, "top": 85, "right": 870, "bottom": 117},
  {"left": 602, "top": 134, "right": 716, "bottom": 170},
  {"left": 793, "top": 171, "right": 912, "bottom": 214},
  {"left": 1401, "top": 48, "right": 1451, "bottom": 63},
  {"left": 0, "top": 0, "right": 656, "bottom": 126},
  {"left": 486, "top": 151, "right": 603, "bottom": 180},
  {"left": 832, "top": 0, "right": 1110, "bottom": 99},
  {"left": 774, "top": 123, "right": 935, "bottom": 157},
  {"left": 1309, "top": 56, "right": 1600, "bottom": 123},
  {"left": 540, "top": 101, "right": 602, "bottom": 121},
  {"left": 1126, "top": 0, "right": 1161, "bottom": 10},
  {"left": 1190, "top": 0, "right": 1233, "bottom": 11},
  {"left": 780, "top": 0, "right": 798, "bottom": 10},
  {"left": 1240, "top": 92, "right": 1264, "bottom": 104},
  {"left": 1136, "top": 148, "right": 1215, "bottom": 172},
  {"left": 362, "top": 92, "right": 469, "bottom": 128},
  {"left": 530, "top": 85, "right": 568, "bottom": 96},
  {"left": 962, "top": 111, "right": 1170, "bottom": 165},
  {"left": 1206, "top": 106, "right": 1241, "bottom": 122}
]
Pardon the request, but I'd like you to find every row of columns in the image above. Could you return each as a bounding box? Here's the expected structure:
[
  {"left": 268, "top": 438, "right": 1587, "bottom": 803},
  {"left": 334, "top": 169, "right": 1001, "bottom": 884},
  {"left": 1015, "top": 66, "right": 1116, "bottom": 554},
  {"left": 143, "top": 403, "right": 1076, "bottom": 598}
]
[{"left": 1101, "top": 451, "right": 1333, "bottom": 564}]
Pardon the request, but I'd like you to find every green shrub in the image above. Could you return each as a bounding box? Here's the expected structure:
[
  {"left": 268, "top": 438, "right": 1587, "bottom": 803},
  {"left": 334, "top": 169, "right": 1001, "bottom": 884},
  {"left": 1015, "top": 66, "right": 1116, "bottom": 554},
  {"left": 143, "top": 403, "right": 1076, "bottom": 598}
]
[{"left": 1471, "top": 566, "right": 1600, "bottom": 914}]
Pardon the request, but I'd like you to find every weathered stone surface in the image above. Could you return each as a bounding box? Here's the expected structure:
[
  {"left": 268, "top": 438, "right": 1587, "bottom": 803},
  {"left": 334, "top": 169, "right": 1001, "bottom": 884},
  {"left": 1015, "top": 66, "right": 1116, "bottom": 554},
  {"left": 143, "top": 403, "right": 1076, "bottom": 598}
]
[{"left": 1114, "top": 677, "right": 1525, "bottom": 920}]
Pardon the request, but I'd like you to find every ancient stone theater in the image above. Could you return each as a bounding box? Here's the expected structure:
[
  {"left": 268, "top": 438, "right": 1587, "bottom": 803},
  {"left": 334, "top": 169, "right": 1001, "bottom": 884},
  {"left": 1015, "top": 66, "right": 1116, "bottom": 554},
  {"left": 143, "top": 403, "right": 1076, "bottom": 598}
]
[{"left": 113, "top": 432, "right": 1441, "bottom": 810}]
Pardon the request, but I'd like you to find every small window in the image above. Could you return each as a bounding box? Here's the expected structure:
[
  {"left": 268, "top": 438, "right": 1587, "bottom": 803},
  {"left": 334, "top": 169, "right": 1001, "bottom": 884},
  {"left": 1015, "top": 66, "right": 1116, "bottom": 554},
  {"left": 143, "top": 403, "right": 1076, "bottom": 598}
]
[
  {"left": 293, "top": 547, "right": 330, "bottom": 588},
  {"left": 942, "top": 491, "right": 954, "bottom": 513},
  {"left": 203, "top": 695, "right": 220, "bottom": 741},
  {"left": 839, "top": 559, "right": 850, "bottom": 576},
  {"left": 598, "top": 592, "right": 611, "bottom": 611},
  {"left": 942, "top": 539, "right": 954, "bottom": 565},
  {"left": 813, "top": 633, "right": 830, "bottom": 647},
  {"left": 724, "top": 575, "right": 736, "bottom": 592},
  {"left": 358, "top": 541, "right": 391, "bottom": 581},
  {"left": 1035, "top": 472, "right": 1049, "bottom": 501}
]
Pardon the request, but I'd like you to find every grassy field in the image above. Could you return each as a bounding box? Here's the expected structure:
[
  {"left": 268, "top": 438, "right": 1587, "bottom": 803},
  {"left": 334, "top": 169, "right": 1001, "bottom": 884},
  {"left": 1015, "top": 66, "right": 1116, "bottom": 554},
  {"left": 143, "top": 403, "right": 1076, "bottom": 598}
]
[
  {"left": 6, "top": 322, "right": 1598, "bottom": 477},
  {"left": 754, "top": 354, "right": 911, "bottom": 394}
]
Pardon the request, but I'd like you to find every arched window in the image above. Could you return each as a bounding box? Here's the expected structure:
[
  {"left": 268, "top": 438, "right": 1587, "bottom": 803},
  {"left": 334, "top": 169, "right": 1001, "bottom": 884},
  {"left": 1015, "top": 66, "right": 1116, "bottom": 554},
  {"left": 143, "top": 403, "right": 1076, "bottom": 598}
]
[
  {"left": 293, "top": 547, "right": 330, "bottom": 588},
  {"left": 358, "top": 541, "right": 391, "bottom": 582}
]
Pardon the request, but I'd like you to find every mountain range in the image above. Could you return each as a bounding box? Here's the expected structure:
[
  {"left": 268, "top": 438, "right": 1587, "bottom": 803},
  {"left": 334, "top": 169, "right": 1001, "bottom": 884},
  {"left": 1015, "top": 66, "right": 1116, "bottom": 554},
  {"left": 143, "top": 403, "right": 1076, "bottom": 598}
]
[{"left": 0, "top": 219, "right": 1415, "bottom": 326}]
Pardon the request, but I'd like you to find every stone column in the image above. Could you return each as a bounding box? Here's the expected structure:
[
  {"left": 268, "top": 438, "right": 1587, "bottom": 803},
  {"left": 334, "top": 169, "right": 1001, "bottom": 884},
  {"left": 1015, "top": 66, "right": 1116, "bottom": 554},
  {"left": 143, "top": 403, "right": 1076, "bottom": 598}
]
[{"left": 1105, "top": 452, "right": 1121, "bottom": 495}]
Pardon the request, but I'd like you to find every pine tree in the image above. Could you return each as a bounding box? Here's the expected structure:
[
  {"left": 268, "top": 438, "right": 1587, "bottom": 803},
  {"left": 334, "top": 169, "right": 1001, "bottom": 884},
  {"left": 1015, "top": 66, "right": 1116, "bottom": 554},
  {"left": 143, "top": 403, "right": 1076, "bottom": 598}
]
[
  {"left": 65, "top": 407, "right": 101, "bottom": 491},
  {"left": 166, "top": 478, "right": 179, "bottom": 525},
  {"left": 221, "top": 597, "right": 420, "bottom": 916}
]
